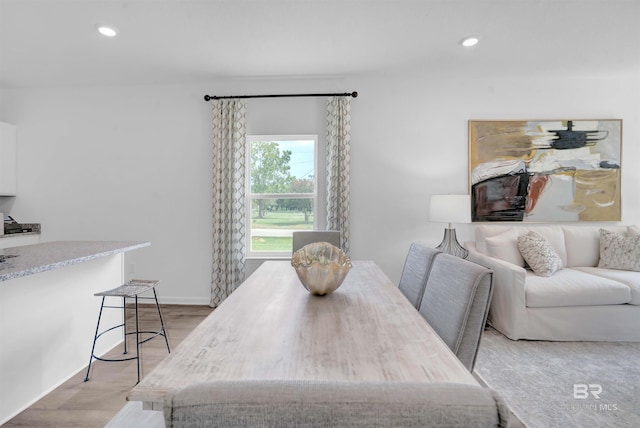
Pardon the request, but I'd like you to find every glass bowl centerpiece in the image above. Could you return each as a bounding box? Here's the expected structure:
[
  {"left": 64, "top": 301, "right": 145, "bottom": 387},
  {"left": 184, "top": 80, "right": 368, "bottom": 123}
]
[{"left": 291, "top": 242, "right": 352, "bottom": 296}]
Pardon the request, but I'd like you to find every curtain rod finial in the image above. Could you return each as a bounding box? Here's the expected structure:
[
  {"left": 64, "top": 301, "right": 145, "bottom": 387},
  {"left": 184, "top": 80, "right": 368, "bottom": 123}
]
[
  {"left": 204, "top": 95, "right": 212, "bottom": 102},
  {"left": 351, "top": 91, "right": 358, "bottom": 98}
]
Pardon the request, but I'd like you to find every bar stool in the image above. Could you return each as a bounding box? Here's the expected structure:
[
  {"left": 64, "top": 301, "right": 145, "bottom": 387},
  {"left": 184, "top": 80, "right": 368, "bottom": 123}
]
[{"left": 84, "top": 279, "right": 170, "bottom": 384}]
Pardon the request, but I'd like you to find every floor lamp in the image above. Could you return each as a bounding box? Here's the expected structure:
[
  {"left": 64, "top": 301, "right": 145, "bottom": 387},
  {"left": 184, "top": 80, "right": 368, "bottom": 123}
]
[{"left": 429, "top": 194, "right": 471, "bottom": 259}]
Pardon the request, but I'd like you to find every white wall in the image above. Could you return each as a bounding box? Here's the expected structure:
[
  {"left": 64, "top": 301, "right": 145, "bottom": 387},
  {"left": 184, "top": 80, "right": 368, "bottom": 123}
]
[
  {"left": 1, "top": 84, "right": 212, "bottom": 303},
  {"left": 0, "top": 79, "right": 343, "bottom": 304},
  {"left": 348, "top": 74, "right": 640, "bottom": 279},
  {"left": 1, "top": 73, "right": 638, "bottom": 303}
]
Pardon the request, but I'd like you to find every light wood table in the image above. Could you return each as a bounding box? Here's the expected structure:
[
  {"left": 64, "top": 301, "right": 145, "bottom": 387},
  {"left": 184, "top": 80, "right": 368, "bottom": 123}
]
[{"left": 127, "top": 260, "right": 479, "bottom": 410}]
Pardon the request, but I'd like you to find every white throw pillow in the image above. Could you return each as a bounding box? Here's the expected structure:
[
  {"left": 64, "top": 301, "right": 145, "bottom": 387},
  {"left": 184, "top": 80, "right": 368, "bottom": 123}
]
[
  {"left": 517, "top": 231, "right": 563, "bottom": 277},
  {"left": 484, "top": 228, "right": 525, "bottom": 267},
  {"left": 474, "top": 225, "right": 515, "bottom": 254},
  {"left": 598, "top": 229, "right": 640, "bottom": 272}
]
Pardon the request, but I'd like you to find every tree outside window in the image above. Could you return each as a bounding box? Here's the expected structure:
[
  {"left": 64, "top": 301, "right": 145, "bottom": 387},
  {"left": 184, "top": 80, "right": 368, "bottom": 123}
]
[{"left": 246, "top": 135, "right": 317, "bottom": 256}]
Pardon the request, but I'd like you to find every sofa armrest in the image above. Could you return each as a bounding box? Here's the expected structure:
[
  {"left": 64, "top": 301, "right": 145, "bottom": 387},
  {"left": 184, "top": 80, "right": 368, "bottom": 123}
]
[{"left": 466, "top": 242, "right": 528, "bottom": 340}]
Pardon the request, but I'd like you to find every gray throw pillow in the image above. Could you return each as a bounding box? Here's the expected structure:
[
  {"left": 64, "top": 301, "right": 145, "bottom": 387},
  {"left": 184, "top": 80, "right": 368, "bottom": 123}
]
[
  {"left": 598, "top": 229, "right": 640, "bottom": 272},
  {"left": 517, "top": 231, "right": 563, "bottom": 277}
]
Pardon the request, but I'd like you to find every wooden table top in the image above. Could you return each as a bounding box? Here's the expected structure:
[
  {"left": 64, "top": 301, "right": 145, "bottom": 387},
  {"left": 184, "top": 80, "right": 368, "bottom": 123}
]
[{"left": 127, "top": 260, "right": 479, "bottom": 408}]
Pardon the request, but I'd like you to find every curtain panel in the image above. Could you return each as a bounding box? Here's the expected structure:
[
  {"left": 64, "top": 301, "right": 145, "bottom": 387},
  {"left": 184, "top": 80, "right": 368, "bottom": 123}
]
[
  {"left": 326, "top": 96, "right": 352, "bottom": 254},
  {"left": 210, "top": 100, "right": 247, "bottom": 307}
]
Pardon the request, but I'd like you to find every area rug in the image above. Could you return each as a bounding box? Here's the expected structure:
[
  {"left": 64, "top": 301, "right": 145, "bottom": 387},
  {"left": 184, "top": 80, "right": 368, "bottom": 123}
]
[{"left": 474, "top": 328, "right": 640, "bottom": 428}]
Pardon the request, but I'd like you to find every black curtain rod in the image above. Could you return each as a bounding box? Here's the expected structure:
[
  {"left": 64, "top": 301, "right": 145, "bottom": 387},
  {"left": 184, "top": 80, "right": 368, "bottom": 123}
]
[{"left": 203, "top": 91, "right": 357, "bottom": 102}]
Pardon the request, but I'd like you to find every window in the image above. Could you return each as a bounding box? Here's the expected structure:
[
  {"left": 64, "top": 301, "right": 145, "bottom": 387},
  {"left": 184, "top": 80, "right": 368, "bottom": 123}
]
[{"left": 246, "top": 135, "right": 318, "bottom": 257}]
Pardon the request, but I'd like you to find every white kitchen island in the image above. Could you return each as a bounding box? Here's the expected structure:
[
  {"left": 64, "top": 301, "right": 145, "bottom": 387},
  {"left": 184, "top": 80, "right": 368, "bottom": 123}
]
[{"left": 0, "top": 241, "right": 150, "bottom": 424}]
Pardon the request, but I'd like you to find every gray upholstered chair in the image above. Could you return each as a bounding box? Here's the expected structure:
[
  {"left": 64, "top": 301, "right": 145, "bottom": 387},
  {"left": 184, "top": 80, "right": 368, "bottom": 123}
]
[
  {"left": 418, "top": 253, "right": 494, "bottom": 372},
  {"left": 163, "top": 380, "right": 510, "bottom": 428},
  {"left": 292, "top": 230, "right": 341, "bottom": 253},
  {"left": 398, "top": 243, "right": 442, "bottom": 309}
]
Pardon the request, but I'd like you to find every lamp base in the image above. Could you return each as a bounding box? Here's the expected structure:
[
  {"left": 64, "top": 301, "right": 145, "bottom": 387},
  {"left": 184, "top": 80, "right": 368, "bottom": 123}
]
[{"left": 435, "top": 227, "right": 469, "bottom": 259}]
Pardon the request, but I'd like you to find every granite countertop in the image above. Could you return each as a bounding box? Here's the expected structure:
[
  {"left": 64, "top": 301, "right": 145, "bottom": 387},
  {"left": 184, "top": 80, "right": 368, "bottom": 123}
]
[{"left": 0, "top": 241, "right": 150, "bottom": 282}]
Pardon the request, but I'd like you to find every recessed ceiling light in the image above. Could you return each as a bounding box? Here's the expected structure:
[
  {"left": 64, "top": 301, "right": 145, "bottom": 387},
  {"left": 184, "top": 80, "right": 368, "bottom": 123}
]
[
  {"left": 97, "top": 25, "right": 118, "bottom": 37},
  {"left": 461, "top": 36, "right": 479, "bottom": 47}
]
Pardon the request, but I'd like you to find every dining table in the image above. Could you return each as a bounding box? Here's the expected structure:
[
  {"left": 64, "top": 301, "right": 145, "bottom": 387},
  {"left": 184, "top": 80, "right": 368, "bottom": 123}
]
[{"left": 126, "top": 260, "right": 479, "bottom": 411}]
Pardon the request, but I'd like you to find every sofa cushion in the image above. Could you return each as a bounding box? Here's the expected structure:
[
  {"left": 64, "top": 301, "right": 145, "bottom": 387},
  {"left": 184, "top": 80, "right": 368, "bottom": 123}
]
[
  {"left": 517, "top": 231, "right": 563, "bottom": 277},
  {"left": 573, "top": 267, "right": 640, "bottom": 305},
  {"left": 563, "top": 225, "right": 633, "bottom": 268},
  {"left": 484, "top": 228, "right": 524, "bottom": 267},
  {"left": 525, "top": 268, "right": 631, "bottom": 308},
  {"left": 475, "top": 225, "right": 567, "bottom": 266},
  {"left": 598, "top": 229, "right": 640, "bottom": 272}
]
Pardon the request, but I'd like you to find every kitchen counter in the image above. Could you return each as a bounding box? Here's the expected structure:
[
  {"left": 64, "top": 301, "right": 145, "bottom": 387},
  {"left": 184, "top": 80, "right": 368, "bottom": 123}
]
[
  {"left": 0, "top": 240, "right": 151, "bottom": 424},
  {"left": 0, "top": 240, "right": 149, "bottom": 281}
]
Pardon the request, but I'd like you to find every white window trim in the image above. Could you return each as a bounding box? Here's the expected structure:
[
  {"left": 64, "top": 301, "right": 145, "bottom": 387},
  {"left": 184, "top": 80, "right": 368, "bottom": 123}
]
[{"left": 245, "top": 134, "right": 321, "bottom": 259}]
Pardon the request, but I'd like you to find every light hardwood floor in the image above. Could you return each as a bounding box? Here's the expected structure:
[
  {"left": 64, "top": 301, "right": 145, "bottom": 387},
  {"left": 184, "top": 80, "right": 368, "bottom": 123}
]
[{"left": 3, "top": 304, "right": 213, "bottom": 428}]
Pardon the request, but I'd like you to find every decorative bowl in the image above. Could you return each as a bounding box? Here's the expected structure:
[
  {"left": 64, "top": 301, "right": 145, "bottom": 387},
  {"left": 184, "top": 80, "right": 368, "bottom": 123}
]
[{"left": 291, "top": 242, "right": 352, "bottom": 296}]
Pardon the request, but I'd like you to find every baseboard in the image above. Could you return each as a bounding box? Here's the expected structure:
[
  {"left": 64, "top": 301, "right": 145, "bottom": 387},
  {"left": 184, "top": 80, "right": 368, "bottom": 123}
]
[
  {"left": 156, "top": 296, "right": 211, "bottom": 305},
  {"left": 472, "top": 370, "right": 488, "bottom": 387}
]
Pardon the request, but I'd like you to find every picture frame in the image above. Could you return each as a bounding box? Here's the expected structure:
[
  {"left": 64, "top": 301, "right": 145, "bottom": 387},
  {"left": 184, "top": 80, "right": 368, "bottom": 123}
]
[{"left": 469, "top": 119, "right": 622, "bottom": 222}]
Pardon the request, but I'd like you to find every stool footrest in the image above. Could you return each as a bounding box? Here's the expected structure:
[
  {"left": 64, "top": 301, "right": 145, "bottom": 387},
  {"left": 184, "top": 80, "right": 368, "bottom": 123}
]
[
  {"left": 133, "top": 330, "right": 168, "bottom": 345},
  {"left": 92, "top": 355, "right": 139, "bottom": 363}
]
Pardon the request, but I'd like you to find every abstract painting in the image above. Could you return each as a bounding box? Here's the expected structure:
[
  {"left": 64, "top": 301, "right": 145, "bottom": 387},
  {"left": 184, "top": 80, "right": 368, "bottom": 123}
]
[{"left": 469, "top": 120, "right": 622, "bottom": 222}]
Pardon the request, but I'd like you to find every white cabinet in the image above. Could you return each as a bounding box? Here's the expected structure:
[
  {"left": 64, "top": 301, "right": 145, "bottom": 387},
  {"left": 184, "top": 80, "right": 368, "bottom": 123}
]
[
  {"left": 0, "top": 122, "right": 17, "bottom": 196},
  {"left": 0, "top": 234, "right": 41, "bottom": 249}
]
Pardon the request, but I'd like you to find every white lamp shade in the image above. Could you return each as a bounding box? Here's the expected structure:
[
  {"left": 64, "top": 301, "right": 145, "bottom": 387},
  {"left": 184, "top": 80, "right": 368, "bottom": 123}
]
[{"left": 429, "top": 195, "right": 471, "bottom": 224}]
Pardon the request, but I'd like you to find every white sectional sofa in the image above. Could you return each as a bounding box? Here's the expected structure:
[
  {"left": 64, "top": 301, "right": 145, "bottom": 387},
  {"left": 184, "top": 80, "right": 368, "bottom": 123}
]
[{"left": 466, "top": 224, "right": 640, "bottom": 341}]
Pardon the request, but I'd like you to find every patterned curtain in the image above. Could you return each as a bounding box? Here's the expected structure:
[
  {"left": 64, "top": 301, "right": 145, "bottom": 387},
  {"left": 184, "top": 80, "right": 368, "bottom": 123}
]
[
  {"left": 326, "top": 96, "right": 352, "bottom": 254},
  {"left": 210, "top": 100, "right": 247, "bottom": 307}
]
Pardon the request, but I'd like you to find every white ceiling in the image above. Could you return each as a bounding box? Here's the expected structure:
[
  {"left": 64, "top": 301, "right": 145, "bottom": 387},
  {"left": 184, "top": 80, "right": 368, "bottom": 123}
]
[{"left": 1, "top": 0, "right": 639, "bottom": 88}]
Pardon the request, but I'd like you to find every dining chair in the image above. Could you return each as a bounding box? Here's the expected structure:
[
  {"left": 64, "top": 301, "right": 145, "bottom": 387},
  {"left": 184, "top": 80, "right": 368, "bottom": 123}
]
[
  {"left": 291, "top": 230, "right": 341, "bottom": 253},
  {"left": 163, "top": 380, "right": 510, "bottom": 428},
  {"left": 398, "top": 243, "right": 442, "bottom": 309},
  {"left": 418, "top": 253, "right": 494, "bottom": 372}
]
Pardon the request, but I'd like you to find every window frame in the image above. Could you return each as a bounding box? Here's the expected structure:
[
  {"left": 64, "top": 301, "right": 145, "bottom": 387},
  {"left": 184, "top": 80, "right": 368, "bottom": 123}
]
[{"left": 245, "top": 134, "right": 320, "bottom": 259}]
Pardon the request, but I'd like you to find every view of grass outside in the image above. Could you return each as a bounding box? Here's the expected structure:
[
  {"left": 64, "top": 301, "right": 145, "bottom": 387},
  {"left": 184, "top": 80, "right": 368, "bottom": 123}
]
[
  {"left": 251, "top": 209, "right": 314, "bottom": 252},
  {"left": 247, "top": 136, "right": 317, "bottom": 255}
]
